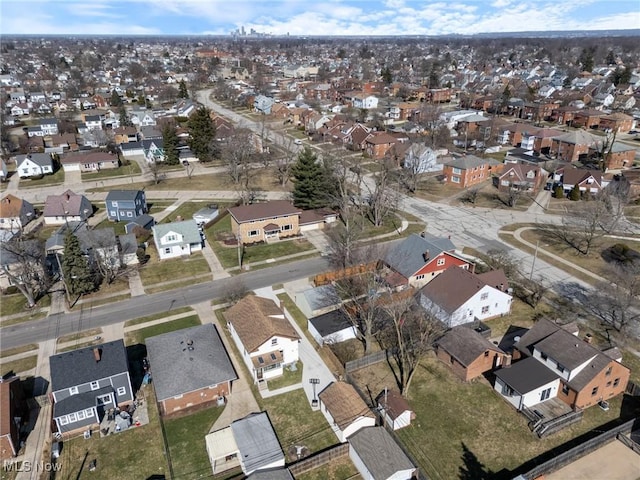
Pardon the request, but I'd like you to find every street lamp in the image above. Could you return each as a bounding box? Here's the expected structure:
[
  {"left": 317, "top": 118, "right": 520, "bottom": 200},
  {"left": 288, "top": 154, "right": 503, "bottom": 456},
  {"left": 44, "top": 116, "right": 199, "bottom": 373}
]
[{"left": 309, "top": 378, "right": 320, "bottom": 407}]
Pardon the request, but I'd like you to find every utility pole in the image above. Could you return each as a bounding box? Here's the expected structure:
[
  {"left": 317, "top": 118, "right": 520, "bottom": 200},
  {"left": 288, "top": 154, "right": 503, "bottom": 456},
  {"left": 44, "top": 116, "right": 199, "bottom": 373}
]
[{"left": 529, "top": 240, "right": 540, "bottom": 281}]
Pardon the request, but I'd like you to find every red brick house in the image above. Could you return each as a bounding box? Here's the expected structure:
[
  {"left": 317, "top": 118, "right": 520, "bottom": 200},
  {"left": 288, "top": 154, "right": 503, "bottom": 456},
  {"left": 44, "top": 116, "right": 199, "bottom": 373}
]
[
  {"left": 363, "top": 132, "right": 398, "bottom": 159},
  {"left": 442, "top": 155, "right": 500, "bottom": 188},
  {"left": 589, "top": 142, "right": 636, "bottom": 171},
  {"left": 436, "top": 326, "right": 509, "bottom": 381},
  {"left": 0, "top": 376, "right": 27, "bottom": 460},
  {"left": 551, "top": 130, "right": 597, "bottom": 162},
  {"left": 498, "top": 164, "right": 545, "bottom": 193},
  {"left": 561, "top": 167, "right": 604, "bottom": 195},
  {"left": 598, "top": 112, "right": 634, "bottom": 133},
  {"left": 427, "top": 88, "right": 452, "bottom": 103},
  {"left": 146, "top": 324, "right": 237, "bottom": 417},
  {"left": 572, "top": 109, "right": 605, "bottom": 129}
]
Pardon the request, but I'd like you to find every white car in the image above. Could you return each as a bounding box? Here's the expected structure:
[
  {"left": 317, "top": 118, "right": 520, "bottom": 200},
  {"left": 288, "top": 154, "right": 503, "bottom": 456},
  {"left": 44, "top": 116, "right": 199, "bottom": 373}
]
[{"left": 294, "top": 139, "right": 302, "bottom": 145}]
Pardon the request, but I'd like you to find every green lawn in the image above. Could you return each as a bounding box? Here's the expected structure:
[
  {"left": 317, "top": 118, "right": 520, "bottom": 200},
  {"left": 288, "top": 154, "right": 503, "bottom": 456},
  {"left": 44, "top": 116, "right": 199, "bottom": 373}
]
[
  {"left": 0, "top": 344, "right": 38, "bottom": 358},
  {"left": 57, "top": 328, "right": 103, "bottom": 345},
  {"left": 82, "top": 161, "right": 141, "bottom": 181},
  {"left": 210, "top": 234, "right": 315, "bottom": 269},
  {"left": 0, "top": 355, "right": 37, "bottom": 377},
  {"left": 124, "top": 306, "right": 193, "bottom": 328},
  {"left": 18, "top": 168, "right": 64, "bottom": 188},
  {"left": 349, "top": 356, "right": 639, "bottom": 480},
  {"left": 262, "top": 389, "right": 338, "bottom": 457},
  {"left": 267, "top": 361, "right": 303, "bottom": 390},
  {"left": 162, "top": 201, "right": 209, "bottom": 223},
  {"left": 295, "top": 456, "right": 361, "bottom": 480},
  {"left": 138, "top": 248, "right": 211, "bottom": 286},
  {"left": 164, "top": 405, "right": 225, "bottom": 479},
  {"left": 124, "top": 315, "right": 202, "bottom": 346},
  {"left": 0, "top": 293, "right": 50, "bottom": 317},
  {"left": 53, "top": 385, "right": 169, "bottom": 480},
  {"left": 94, "top": 218, "right": 127, "bottom": 236}
]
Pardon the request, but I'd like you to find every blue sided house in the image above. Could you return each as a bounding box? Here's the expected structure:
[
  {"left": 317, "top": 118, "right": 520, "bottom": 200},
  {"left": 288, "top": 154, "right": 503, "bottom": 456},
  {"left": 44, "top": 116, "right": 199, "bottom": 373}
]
[{"left": 105, "top": 190, "right": 147, "bottom": 222}]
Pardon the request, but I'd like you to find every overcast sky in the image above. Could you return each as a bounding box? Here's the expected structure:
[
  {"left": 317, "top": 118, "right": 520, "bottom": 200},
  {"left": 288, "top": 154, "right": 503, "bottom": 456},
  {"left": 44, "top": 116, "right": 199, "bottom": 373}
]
[{"left": 2, "top": 0, "right": 639, "bottom": 36}]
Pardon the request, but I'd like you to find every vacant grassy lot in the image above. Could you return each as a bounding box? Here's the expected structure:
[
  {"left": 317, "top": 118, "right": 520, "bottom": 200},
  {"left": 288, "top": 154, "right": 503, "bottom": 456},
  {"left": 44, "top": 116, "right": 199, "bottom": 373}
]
[
  {"left": 413, "top": 176, "right": 468, "bottom": 202},
  {"left": 455, "top": 183, "right": 535, "bottom": 211},
  {"left": 124, "top": 315, "right": 201, "bottom": 346},
  {"left": 0, "top": 355, "right": 38, "bottom": 377},
  {"left": 262, "top": 389, "right": 337, "bottom": 458},
  {"left": 82, "top": 161, "right": 141, "bottom": 181},
  {"left": 54, "top": 385, "right": 169, "bottom": 480},
  {"left": 138, "top": 247, "right": 210, "bottom": 286},
  {"left": 164, "top": 404, "right": 225, "bottom": 479},
  {"left": 18, "top": 168, "right": 64, "bottom": 188},
  {"left": 350, "top": 356, "right": 639, "bottom": 480}
]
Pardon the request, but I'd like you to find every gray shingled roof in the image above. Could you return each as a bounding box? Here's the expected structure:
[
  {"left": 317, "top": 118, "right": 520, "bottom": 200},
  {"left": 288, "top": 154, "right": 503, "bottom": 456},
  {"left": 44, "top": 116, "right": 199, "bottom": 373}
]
[
  {"left": 444, "top": 155, "right": 495, "bottom": 170},
  {"left": 348, "top": 427, "right": 415, "bottom": 478},
  {"left": 106, "top": 190, "right": 143, "bottom": 202},
  {"left": 495, "top": 357, "right": 559, "bottom": 394},
  {"left": 437, "top": 326, "right": 504, "bottom": 367},
  {"left": 228, "top": 200, "right": 301, "bottom": 223},
  {"left": 152, "top": 219, "right": 201, "bottom": 245},
  {"left": 535, "top": 329, "right": 598, "bottom": 370},
  {"left": 146, "top": 324, "right": 237, "bottom": 401},
  {"left": 53, "top": 386, "right": 112, "bottom": 417},
  {"left": 231, "top": 412, "right": 284, "bottom": 474},
  {"left": 309, "top": 310, "right": 352, "bottom": 337},
  {"left": 49, "top": 340, "right": 129, "bottom": 392},
  {"left": 246, "top": 468, "right": 293, "bottom": 480},
  {"left": 384, "top": 233, "right": 456, "bottom": 278},
  {"left": 16, "top": 153, "right": 52, "bottom": 168}
]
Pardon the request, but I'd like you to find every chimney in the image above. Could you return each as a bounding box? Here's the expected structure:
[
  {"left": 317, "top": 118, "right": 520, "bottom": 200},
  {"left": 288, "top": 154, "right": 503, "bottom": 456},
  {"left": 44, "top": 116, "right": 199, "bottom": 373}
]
[
  {"left": 499, "top": 283, "right": 504, "bottom": 291},
  {"left": 423, "top": 250, "right": 430, "bottom": 261},
  {"left": 503, "top": 354, "right": 512, "bottom": 368},
  {"left": 93, "top": 347, "right": 102, "bottom": 362}
]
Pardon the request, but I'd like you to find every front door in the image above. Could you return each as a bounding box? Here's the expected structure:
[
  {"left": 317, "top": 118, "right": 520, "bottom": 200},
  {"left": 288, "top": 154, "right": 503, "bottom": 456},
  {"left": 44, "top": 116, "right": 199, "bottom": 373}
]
[{"left": 256, "top": 368, "right": 263, "bottom": 380}]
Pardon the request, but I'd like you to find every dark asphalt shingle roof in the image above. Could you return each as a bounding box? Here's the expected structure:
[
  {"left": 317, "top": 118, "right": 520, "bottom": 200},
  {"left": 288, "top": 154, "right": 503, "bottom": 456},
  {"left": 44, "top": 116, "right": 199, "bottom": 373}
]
[
  {"left": 495, "top": 357, "right": 559, "bottom": 394},
  {"left": 53, "top": 386, "right": 112, "bottom": 417},
  {"left": 106, "top": 190, "right": 143, "bottom": 202},
  {"left": 535, "top": 329, "right": 598, "bottom": 370},
  {"left": 246, "top": 468, "right": 293, "bottom": 480},
  {"left": 49, "top": 340, "right": 129, "bottom": 392},
  {"left": 437, "top": 326, "right": 504, "bottom": 367},
  {"left": 309, "top": 310, "right": 353, "bottom": 337},
  {"left": 348, "top": 427, "right": 415, "bottom": 478},
  {"left": 228, "top": 200, "right": 301, "bottom": 223},
  {"left": 146, "top": 324, "right": 237, "bottom": 401},
  {"left": 384, "top": 233, "right": 456, "bottom": 278},
  {"left": 419, "top": 266, "right": 489, "bottom": 314}
]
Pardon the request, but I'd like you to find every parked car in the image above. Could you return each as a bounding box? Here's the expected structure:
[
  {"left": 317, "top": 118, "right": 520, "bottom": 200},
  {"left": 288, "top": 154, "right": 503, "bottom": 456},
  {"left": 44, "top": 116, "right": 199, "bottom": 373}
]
[
  {"left": 294, "top": 139, "right": 302, "bottom": 145},
  {"left": 182, "top": 160, "right": 189, "bottom": 166},
  {"left": 628, "top": 130, "right": 638, "bottom": 135}
]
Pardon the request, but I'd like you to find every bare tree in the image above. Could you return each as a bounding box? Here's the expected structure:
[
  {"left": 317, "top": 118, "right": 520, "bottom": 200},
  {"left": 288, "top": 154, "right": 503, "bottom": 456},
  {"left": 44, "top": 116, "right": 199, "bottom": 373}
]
[
  {"left": 274, "top": 138, "right": 297, "bottom": 187},
  {"left": 222, "top": 127, "right": 255, "bottom": 185},
  {"left": 1, "top": 239, "right": 49, "bottom": 308},
  {"left": 148, "top": 161, "right": 165, "bottom": 185},
  {"left": 86, "top": 231, "right": 122, "bottom": 285},
  {"left": 462, "top": 187, "right": 481, "bottom": 205},
  {"left": 379, "top": 294, "right": 445, "bottom": 395},
  {"left": 364, "top": 159, "right": 400, "bottom": 227}
]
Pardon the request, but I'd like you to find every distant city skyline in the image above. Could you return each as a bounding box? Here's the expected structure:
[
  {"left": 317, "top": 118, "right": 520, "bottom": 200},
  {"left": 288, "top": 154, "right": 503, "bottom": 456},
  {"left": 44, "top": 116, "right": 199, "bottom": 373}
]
[{"left": 1, "top": 0, "right": 639, "bottom": 37}]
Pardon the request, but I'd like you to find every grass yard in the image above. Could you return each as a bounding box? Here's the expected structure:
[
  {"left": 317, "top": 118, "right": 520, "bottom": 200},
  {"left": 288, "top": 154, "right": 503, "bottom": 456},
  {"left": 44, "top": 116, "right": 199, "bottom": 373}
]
[
  {"left": 124, "top": 306, "right": 193, "bottom": 328},
  {"left": 147, "top": 200, "right": 176, "bottom": 215},
  {"left": 262, "top": 389, "right": 338, "bottom": 458},
  {"left": 350, "top": 356, "right": 639, "bottom": 480},
  {"left": 0, "top": 344, "right": 38, "bottom": 358},
  {"left": 0, "top": 355, "right": 37, "bottom": 377},
  {"left": 413, "top": 176, "right": 465, "bottom": 202},
  {"left": 94, "top": 218, "right": 127, "bottom": 235},
  {"left": 124, "top": 315, "right": 202, "bottom": 346},
  {"left": 162, "top": 201, "right": 210, "bottom": 223},
  {"left": 18, "top": 168, "right": 64, "bottom": 188},
  {"left": 484, "top": 299, "right": 551, "bottom": 338},
  {"left": 0, "top": 293, "right": 50, "bottom": 318},
  {"left": 267, "top": 361, "right": 303, "bottom": 390},
  {"left": 54, "top": 385, "right": 168, "bottom": 480},
  {"left": 164, "top": 404, "right": 225, "bottom": 479},
  {"left": 57, "top": 328, "right": 103, "bottom": 345},
  {"left": 457, "top": 183, "right": 535, "bottom": 211},
  {"left": 295, "top": 456, "right": 361, "bottom": 480},
  {"left": 138, "top": 248, "right": 211, "bottom": 286},
  {"left": 82, "top": 161, "right": 141, "bottom": 181}
]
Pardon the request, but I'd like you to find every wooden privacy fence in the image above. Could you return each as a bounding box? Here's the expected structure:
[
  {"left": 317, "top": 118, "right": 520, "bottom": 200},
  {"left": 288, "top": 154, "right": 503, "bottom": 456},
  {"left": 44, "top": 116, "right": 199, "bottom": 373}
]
[
  {"left": 287, "top": 443, "right": 349, "bottom": 476},
  {"left": 345, "top": 349, "right": 388, "bottom": 373},
  {"left": 313, "top": 262, "right": 378, "bottom": 286}
]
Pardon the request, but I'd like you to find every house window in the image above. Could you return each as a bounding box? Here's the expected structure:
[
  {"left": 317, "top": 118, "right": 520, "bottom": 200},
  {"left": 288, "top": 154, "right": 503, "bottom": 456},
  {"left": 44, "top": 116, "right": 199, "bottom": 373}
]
[
  {"left": 85, "top": 408, "right": 94, "bottom": 417},
  {"left": 451, "top": 176, "right": 461, "bottom": 184},
  {"left": 77, "top": 410, "right": 85, "bottom": 420},
  {"left": 450, "top": 355, "right": 455, "bottom": 364},
  {"left": 109, "top": 210, "right": 116, "bottom": 217},
  {"left": 484, "top": 351, "right": 489, "bottom": 357},
  {"left": 556, "top": 362, "right": 565, "bottom": 373},
  {"left": 591, "top": 386, "right": 598, "bottom": 396},
  {"left": 541, "top": 352, "right": 548, "bottom": 361},
  {"left": 281, "top": 224, "right": 292, "bottom": 231},
  {"left": 90, "top": 381, "right": 99, "bottom": 390},
  {"left": 68, "top": 413, "right": 77, "bottom": 422},
  {"left": 127, "top": 211, "right": 133, "bottom": 217},
  {"left": 166, "top": 234, "right": 177, "bottom": 242},
  {"left": 59, "top": 416, "right": 68, "bottom": 425},
  {"left": 606, "top": 381, "right": 612, "bottom": 387},
  {"left": 69, "top": 386, "right": 79, "bottom": 395},
  {"left": 111, "top": 201, "right": 118, "bottom": 207},
  {"left": 164, "top": 247, "right": 171, "bottom": 254},
  {"left": 248, "top": 230, "right": 259, "bottom": 237},
  {"left": 501, "top": 384, "right": 513, "bottom": 396},
  {"left": 613, "top": 378, "right": 620, "bottom": 387},
  {"left": 437, "top": 258, "right": 445, "bottom": 267},
  {"left": 117, "top": 386, "right": 126, "bottom": 396},
  {"left": 174, "top": 394, "right": 183, "bottom": 399},
  {"left": 481, "top": 306, "right": 489, "bottom": 314},
  {"left": 96, "top": 394, "right": 112, "bottom": 405},
  {"left": 562, "top": 384, "right": 570, "bottom": 395},
  {"left": 415, "top": 274, "right": 425, "bottom": 280},
  {"left": 480, "top": 292, "right": 489, "bottom": 301},
  {"left": 452, "top": 167, "right": 462, "bottom": 174},
  {"left": 271, "top": 338, "right": 278, "bottom": 346},
  {"left": 605, "top": 366, "right": 612, "bottom": 376},
  {"left": 540, "top": 388, "right": 551, "bottom": 401}
]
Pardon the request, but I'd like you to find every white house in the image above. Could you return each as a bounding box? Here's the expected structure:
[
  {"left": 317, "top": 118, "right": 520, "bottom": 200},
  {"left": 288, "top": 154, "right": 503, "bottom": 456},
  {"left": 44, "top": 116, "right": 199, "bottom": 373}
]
[
  {"left": 84, "top": 115, "right": 103, "bottom": 130},
  {"left": 352, "top": 94, "right": 379, "bottom": 110},
  {"left": 39, "top": 118, "right": 59, "bottom": 136},
  {"left": 15, "top": 153, "right": 54, "bottom": 178},
  {"left": 223, "top": 294, "right": 300, "bottom": 384},
  {"left": 494, "top": 357, "right": 561, "bottom": 410},
  {"left": 151, "top": 220, "right": 202, "bottom": 260},
  {"left": 142, "top": 139, "right": 164, "bottom": 163},
  {"left": 419, "top": 267, "right": 512, "bottom": 327},
  {"left": 130, "top": 110, "right": 156, "bottom": 127},
  {"left": 349, "top": 427, "right": 416, "bottom": 480},
  {"left": 403, "top": 144, "right": 444, "bottom": 174},
  {"left": 376, "top": 389, "right": 415, "bottom": 431},
  {"left": 318, "top": 381, "right": 376, "bottom": 443}
]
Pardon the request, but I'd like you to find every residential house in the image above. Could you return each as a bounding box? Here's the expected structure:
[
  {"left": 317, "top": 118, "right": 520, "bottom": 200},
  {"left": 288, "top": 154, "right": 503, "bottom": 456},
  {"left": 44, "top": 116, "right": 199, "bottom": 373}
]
[
  {"left": 146, "top": 324, "right": 237, "bottom": 416},
  {"left": 496, "top": 318, "right": 630, "bottom": 411},
  {"left": 205, "top": 412, "right": 285, "bottom": 476},
  {"left": 561, "top": 168, "right": 604, "bottom": 195},
  {"left": 119, "top": 141, "right": 145, "bottom": 158},
  {"left": 382, "top": 233, "right": 472, "bottom": 290},
  {"left": 46, "top": 224, "right": 119, "bottom": 272},
  {"left": 27, "top": 126, "right": 46, "bottom": 138},
  {"left": 130, "top": 110, "right": 156, "bottom": 127},
  {"left": 113, "top": 126, "right": 138, "bottom": 144},
  {"left": 364, "top": 132, "right": 397, "bottom": 159},
  {"left": 526, "top": 128, "right": 563, "bottom": 155},
  {"left": 105, "top": 190, "right": 147, "bottom": 222},
  {"left": 49, "top": 340, "right": 134, "bottom": 436},
  {"left": 61, "top": 151, "right": 119, "bottom": 173},
  {"left": 318, "top": 381, "right": 376, "bottom": 443},
  {"left": 124, "top": 214, "right": 155, "bottom": 235},
  {"left": 0, "top": 376, "right": 28, "bottom": 461},
  {"left": 436, "top": 326, "right": 509, "bottom": 381},
  {"left": 348, "top": 427, "right": 417, "bottom": 480},
  {"left": 376, "top": 390, "right": 415, "bottom": 431},
  {"left": 39, "top": 118, "right": 59, "bottom": 136},
  {"left": 403, "top": 144, "right": 444, "bottom": 173},
  {"left": 0, "top": 195, "right": 36, "bottom": 231},
  {"left": 47, "top": 133, "right": 79, "bottom": 154},
  {"left": 598, "top": 112, "right": 634, "bottom": 133},
  {"left": 0, "top": 237, "right": 43, "bottom": 291},
  {"left": 419, "top": 266, "right": 512, "bottom": 328},
  {"left": 43, "top": 190, "right": 92, "bottom": 225},
  {"left": 572, "top": 109, "right": 605, "bottom": 130},
  {"left": 15, "top": 153, "right": 54, "bottom": 178},
  {"left": 152, "top": 220, "right": 202, "bottom": 260},
  {"left": 192, "top": 205, "right": 219, "bottom": 226},
  {"left": 254, "top": 95, "right": 275, "bottom": 115},
  {"left": 142, "top": 138, "right": 164, "bottom": 163},
  {"left": 118, "top": 233, "right": 139, "bottom": 266},
  {"left": 228, "top": 200, "right": 302, "bottom": 245},
  {"left": 551, "top": 130, "right": 597, "bottom": 162},
  {"left": 442, "top": 155, "right": 498, "bottom": 188},
  {"left": 590, "top": 142, "right": 636, "bottom": 171},
  {"left": 83, "top": 115, "right": 103, "bottom": 131},
  {"left": 352, "top": 94, "right": 379, "bottom": 110},
  {"left": 498, "top": 164, "right": 545, "bottom": 192},
  {"left": 224, "top": 294, "right": 300, "bottom": 384},
  {"left": 308, "top": 309, "right": 357, "bottom": 347}
]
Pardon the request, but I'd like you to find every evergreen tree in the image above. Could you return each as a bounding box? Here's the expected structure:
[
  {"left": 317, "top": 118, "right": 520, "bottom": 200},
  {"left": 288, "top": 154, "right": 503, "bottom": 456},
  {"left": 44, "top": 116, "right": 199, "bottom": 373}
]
[
  {"left": 569, "top": 184, "right": 581, "bottom": 201},
  {"left": 606, "top": 49, "right": 616, "bottom": 66},
  {"left": 178, "top": 79, "right": 189, "bottom": 99},
  {"left": 554, "top": 185, "right": 564, "bottom": 199},
  {"left": 62, "top": 231, "right": 94, "bottom": 297},
  {"left": 187, "top": 107, "right": 216, "bottom": 162},
  {"left": 291, "top": 147, "right": 334, "bottom": 209},
  {"left": 110, "top": 90, "right": 122, "bottom": 107},
  {"left": 118, "top": 105, "right": 132, "bottom": 127},
  {"left": 381, "top": 66, "right": 393, "bottom": 85},
  {"left": 162, "top": 124, "right": 180, "bottom": 165}
]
